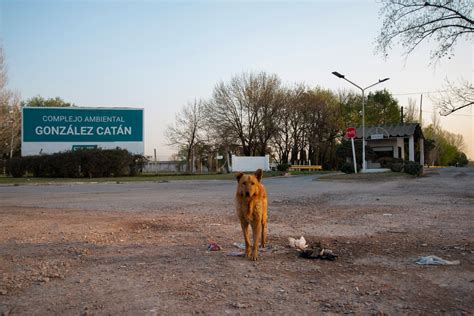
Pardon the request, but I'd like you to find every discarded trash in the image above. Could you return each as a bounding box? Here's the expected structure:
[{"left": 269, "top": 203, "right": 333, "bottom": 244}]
[
  {"left": 227, "top": 251, "right": 244, "bottom": 257},
  {"left": 207, "top": 242, "right": 221, "bottom": 251},
  {"left": 416, "top": 255, "right": 460, "bottom": 265},
  {"left": 288, "top": 236, "right": 308, "bottom": 250},
  {"left": 289, "top": 236, "right": 338, "bottom": 261},
  {"left": 232, "top": 242, "right": 246, "bottom": 250},
  {"left": 299, "top": 242, "right": 338, "bottom": 261}
]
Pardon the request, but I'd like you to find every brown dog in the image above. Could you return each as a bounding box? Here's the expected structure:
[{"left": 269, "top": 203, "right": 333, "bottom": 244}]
[{"left": 235, "top": 169, "right": 268, "bottom": 261}]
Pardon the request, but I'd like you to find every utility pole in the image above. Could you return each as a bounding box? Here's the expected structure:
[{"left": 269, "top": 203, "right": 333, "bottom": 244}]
[{"left": 419, "top": 94, "right": 423, "bottom": 125}]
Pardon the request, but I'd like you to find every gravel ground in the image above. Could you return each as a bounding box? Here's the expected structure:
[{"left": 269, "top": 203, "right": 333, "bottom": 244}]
[{"left": 0, "top": 167, "right": 473, "bottom": 315}]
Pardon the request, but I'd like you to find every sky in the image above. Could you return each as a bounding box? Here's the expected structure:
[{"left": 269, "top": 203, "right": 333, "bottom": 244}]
[{"left": 1, "top": 0, "right": 472, "bottom": 159}]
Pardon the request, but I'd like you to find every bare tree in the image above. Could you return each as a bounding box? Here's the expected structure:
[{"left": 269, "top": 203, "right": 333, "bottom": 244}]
[
  {"left": 435, "top": 79, "right": 474, "bottom": 115},
  {"left": 376, "top": 0, "right": 473, "bottom": 62},
  {"left": 0, "top": 47, "right": 21, "bottom": 159},
  {"left": 271, "top": 85, "right": 305, "bottom": 164},
  {"left": 165, "top": 100, "right": 205, "bottom": 172},
  {"left": 206, "top": 72, "right": 284, "bottom": 156},
  {"left": 302, "top": 88, "right": 342, "bottom": 166},
  {"left": 404, "top": 97, "right": 420, "bottom": 123},
  {"left": 377, "top": 1, "right": 474, "bottom": 115}
]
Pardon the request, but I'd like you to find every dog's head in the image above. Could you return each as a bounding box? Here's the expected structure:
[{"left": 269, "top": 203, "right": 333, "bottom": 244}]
[{"left": 236, "top": 169, "right": 263, "bottom": 199}]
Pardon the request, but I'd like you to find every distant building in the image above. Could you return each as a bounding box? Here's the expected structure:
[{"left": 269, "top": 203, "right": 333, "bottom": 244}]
[{"left": 355, "top": 123, "right": 424, "bottom": 167}]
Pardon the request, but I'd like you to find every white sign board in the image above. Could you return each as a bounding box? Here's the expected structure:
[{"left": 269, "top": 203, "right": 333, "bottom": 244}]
[
  {"left": 370, "top": 134, "right": 384, "bottom": 140},
  {"left": 231, "top": 155, "right": 270, "bottom": 172}
]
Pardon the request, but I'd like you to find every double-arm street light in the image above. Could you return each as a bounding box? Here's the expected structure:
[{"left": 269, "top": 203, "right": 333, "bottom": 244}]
[{"left": 332, "top": 71, "right": 390, "bottom": 171}]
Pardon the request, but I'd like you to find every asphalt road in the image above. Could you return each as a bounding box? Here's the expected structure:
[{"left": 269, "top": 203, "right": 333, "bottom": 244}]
[{"left": 1, "top": 167, "right": 472, "bottom": 213}]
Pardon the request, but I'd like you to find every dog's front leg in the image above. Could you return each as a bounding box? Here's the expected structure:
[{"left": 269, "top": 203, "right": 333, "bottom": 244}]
[
  {"left": 240, "top": 222, "right": 251, "bottom": 258},
  {"left": 251, "top": 221, "right": 261, "bottom": 261}
]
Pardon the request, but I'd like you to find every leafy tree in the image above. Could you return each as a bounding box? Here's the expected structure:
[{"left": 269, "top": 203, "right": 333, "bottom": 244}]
[
  {"left": 335, "top": 139, "right": 376, "bottom": 167},
  {"left": 337, "top": 89, "right": 361, "bottom": 129},
  {"left": 22, "top": 95, "right": 74, "bottom": 107},
  {"left": 339, "top": 89, "right": 401, "bottom": 127},
  {"left": 450, "top": 151, "right": 468, "bottom": 166},
  {"left": 365, "top": 89, "right": 401, "bottom": 125},
  {"left": 423, "top": 112, "right": 466, "bottom": 166},
  {"left": 302, "top": 87, "right": 342, "bottom": 166}
]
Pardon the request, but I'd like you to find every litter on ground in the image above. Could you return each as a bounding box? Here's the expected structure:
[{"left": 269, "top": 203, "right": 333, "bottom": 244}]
[
  {"left": 416, "top": 255, "right": 460, "bottom": 265},
  {"left": 288, "top": 236, "right": 338, "bottom": 261},
  {"left": 288, "top": 236, "right": 308, "bottom": 250},
  {"left": 207, "top": 242, "right": 222, "bottom": 251}
]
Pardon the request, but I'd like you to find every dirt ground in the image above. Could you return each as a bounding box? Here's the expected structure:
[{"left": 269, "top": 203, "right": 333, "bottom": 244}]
[{"left": 0, "top": 167, "right": 473, "bottom": 315}]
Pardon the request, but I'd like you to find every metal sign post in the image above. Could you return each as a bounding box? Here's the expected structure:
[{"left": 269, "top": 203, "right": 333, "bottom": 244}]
[{"left": 346, "top": 127, "right": 357, "bottom": 174}]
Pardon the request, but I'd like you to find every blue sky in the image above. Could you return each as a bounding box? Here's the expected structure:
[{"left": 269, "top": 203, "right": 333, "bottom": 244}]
[{"left": 1, "top": 0, "right": 472, "bottom": 158}]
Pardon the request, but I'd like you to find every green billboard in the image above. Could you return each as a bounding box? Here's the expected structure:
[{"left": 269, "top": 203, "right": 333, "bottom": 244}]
[{"left": 23, "top": 107, "right": 143, "bottom": 142}]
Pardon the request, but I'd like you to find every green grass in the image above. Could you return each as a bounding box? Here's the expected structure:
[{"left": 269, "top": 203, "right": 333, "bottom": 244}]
[
  {"left": 0, "top": 171, "right": 288, "bottom": 185},
  {"left": 318, "top": 171, "right": 411, "bottom": 181}
]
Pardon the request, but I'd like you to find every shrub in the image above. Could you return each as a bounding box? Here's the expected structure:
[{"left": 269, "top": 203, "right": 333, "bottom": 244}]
[
  {"left": 378, "top": 157, "right": 404, "bottom": 169},
  {"left": 340, "top": 162, "right": 358, "bottom": 174},
  {"left": 130, "top": 154, "right": 147, "bottom": 176},
  {"left": 5, "top": 148, "right": 146, "bottom": 178},
  {"left": 448, "top": 152, "right": 469, "bottom": 167},
  {"left": 404, "top": 161, "right": 423, "bottom": 176},
  {"left": 390, "top": 162, "right": 404, "bottom": 173},
  {"left": 6, "top": 157, "right": 26, "bottom": 177},
  {"left": 277, "top": 163, "right": 290, "bottom": 172}
]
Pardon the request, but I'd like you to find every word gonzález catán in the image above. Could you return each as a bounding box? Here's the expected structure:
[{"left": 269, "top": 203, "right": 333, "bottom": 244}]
[{"left": 35, "top": 125, "right": 132, "bottom": 136}]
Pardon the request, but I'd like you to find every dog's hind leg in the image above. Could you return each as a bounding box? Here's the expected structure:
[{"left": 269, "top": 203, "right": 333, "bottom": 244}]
[{"left": 261, "top": 219, "right": 267, "bottom": 248}]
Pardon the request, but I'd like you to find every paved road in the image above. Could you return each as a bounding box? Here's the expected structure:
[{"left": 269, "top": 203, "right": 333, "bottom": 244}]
[{"left": 1, "top": 167, "right": 472, "bottom": 213}]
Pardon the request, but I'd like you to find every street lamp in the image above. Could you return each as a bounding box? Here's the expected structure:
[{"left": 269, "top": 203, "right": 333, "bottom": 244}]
[{"left": 332, "top": 71, "right": 390, "bottom": 171}]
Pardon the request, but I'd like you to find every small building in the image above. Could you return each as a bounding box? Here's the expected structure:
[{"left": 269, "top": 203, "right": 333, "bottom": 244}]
[{"left": 355, "top": 123, "right": 424, "bottom": 167}]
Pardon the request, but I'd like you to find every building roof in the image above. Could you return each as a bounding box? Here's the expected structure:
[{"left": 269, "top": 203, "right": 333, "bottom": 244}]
[{"left": 354, "top": 123, "right": 423, "bottom": 139}]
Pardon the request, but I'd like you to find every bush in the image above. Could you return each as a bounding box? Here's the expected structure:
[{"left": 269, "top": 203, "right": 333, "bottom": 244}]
[
  {"left": 340, "top": 162, "right": 358, "bottom": 174},
  {"left": 6, "top": 157, "right": 26, "bottom": 177},
  {"left": 378, "top": 157, "right": 404, "bottom": 169},
  {"left": 276, "top": 163, "right": 290, "bottom": 172},
  {"left": 404, "top": 161, "right": 423, "bottom": 176},
  {"left": 390, "top": 162, "right": 404, "bottom": 173},
  {"left": 448, "top": 152, "right": 469, "bottom": 167},
  {"left": 130, "top": 155, "right": 147, "bottom": 176},
  {"left": 5, "top": 148, "right": 146, "bottom": 178}
]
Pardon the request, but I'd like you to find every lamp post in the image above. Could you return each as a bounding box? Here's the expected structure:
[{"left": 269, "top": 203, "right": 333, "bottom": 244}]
[{"left": 332, "top": 71, "right": 389, "bottom": 171}]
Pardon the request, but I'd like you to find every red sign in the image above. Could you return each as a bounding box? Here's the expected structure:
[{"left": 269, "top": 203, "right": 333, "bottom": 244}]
[{"left": 346, "top": 127, "right": 356, "bottom": 139}]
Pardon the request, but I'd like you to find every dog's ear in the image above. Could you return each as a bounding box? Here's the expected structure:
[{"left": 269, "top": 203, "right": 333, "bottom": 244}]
[
  {"left": 236, "top": 172, "right": 244, "bottom": 182},
  {"left": 255, "top": 169, "right": 263, "bottom": 182}
]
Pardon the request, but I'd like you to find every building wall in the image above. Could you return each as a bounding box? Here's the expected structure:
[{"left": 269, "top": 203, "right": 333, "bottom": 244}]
[
  {"left": 231, "top": 155, "right": 270, "bottom": 172},
  {"left": 366, "top": 137, "right": 406, "bottom": 160}
]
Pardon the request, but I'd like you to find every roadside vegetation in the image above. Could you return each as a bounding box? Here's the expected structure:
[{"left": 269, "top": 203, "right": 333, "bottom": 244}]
[{"left": 0, "top": 170, "right": 333, "bottom": 185}]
